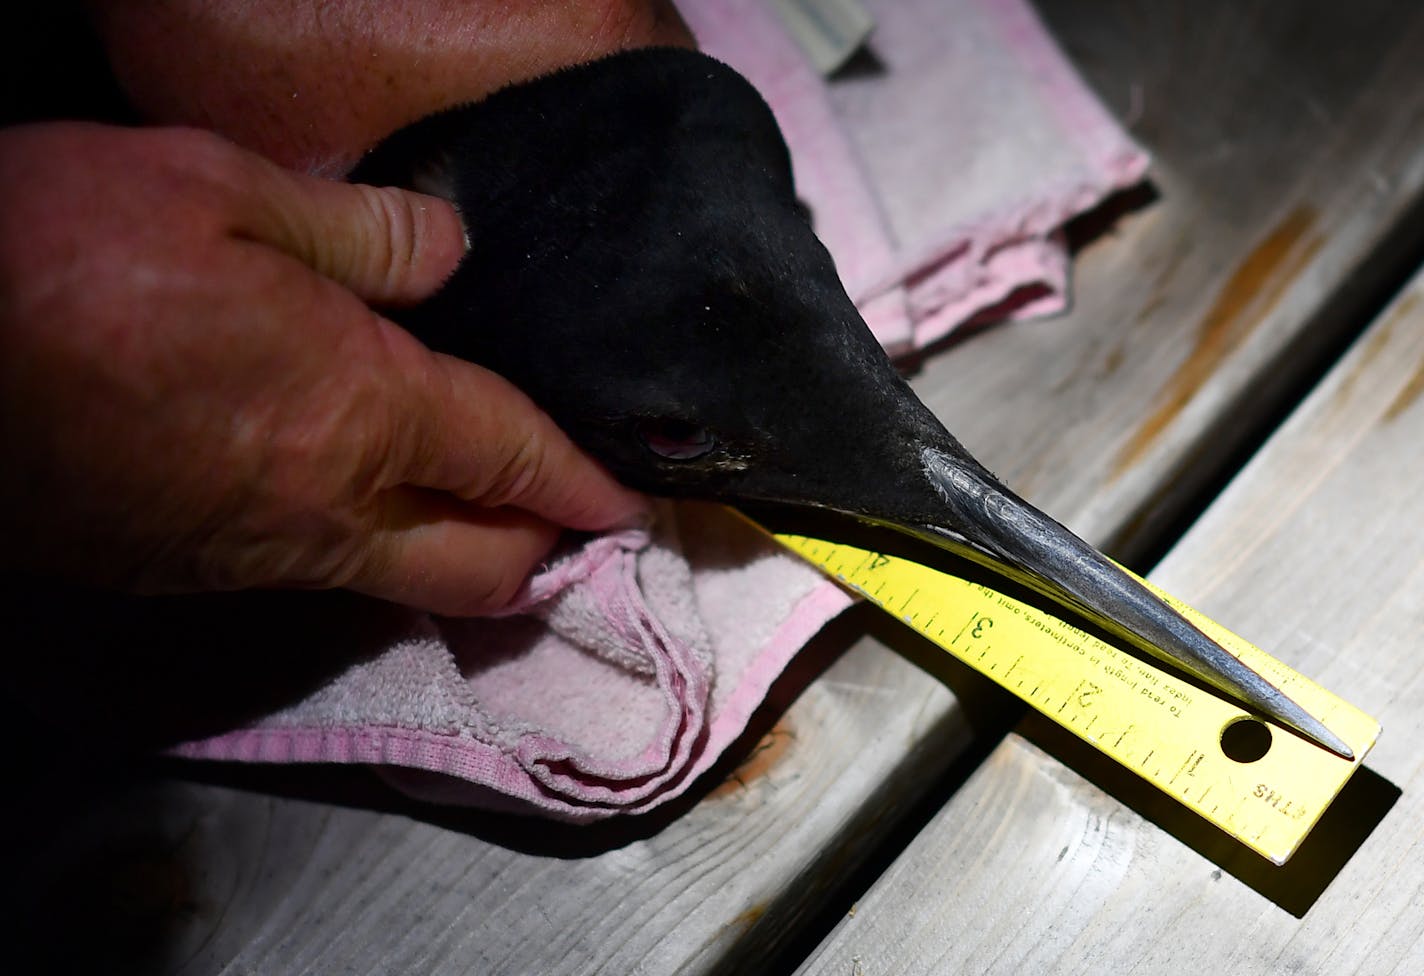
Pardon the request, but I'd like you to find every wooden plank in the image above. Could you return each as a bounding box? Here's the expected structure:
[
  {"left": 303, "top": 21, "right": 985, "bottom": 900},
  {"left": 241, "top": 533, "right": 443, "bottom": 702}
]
[
  {"left": 14, "top": 3, "right": 1424, "bottom": 973},
  {"left": 796, "top": 254, "right": 1424, "bottom": 975},
  {"left": 9, "top": 620, "right": 971, "bottom": 976},
  {"left": 927, "top": 0, "right": 1424, "bottom": 561}
]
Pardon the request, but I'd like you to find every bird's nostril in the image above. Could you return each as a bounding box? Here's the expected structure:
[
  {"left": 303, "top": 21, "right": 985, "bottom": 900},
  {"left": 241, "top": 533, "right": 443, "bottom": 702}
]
[{"left": 637, "top": 419, "right": 717, "bottom": 460}]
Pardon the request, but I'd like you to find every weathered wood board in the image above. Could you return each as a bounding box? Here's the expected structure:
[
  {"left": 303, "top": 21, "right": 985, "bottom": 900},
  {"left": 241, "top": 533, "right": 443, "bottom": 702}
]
[
  {"left": 12, "top": 3, "right": 1424, "bottom": 974},
  {"left": 796, "top": 257, "right": 1424, "bottom": 976},
  {"left": 932, "top": 0, "right": 1424, "bottom": 561}
]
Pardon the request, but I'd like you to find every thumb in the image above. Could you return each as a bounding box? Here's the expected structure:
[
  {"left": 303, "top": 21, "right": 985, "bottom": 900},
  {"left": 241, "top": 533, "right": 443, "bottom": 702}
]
[{"left": 232, "top": 153, "right": 468, "bottom": 304}]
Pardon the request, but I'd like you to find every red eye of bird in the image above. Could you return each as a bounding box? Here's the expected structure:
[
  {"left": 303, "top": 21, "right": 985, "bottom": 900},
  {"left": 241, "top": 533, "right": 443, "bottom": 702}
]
[{"left": 637, "top": 419, "right": 717, "bottom": 460}]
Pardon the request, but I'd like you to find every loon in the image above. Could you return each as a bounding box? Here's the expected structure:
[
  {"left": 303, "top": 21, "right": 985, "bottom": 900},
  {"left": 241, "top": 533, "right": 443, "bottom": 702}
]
[{"left": 351, "top": 47, "right": 1350, "bottom": 759}]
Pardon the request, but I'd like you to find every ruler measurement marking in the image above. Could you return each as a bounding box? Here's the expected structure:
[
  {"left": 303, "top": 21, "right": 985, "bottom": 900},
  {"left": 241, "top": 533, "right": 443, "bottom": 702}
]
[
  {"left": 766, "top": 528, "right": 1378, "bottom": 864},
  {"left": 1169, "top": 750, "right": 1199, "bottom": 786},
  {"left": 952, "top": 613, "right": 978, "bottom": 645}
]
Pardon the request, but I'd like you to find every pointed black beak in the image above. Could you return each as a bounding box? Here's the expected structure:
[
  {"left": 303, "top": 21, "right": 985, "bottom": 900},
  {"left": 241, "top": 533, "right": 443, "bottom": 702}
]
[{"left": 854, "top": 444, "right": 1352, "bottom": 759}]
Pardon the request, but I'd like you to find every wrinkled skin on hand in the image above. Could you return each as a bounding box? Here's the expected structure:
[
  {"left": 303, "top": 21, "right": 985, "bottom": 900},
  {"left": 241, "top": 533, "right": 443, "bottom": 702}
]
[
  {"left": 0, "top": 122, "right": 646, "bottom": 615},
  {"left": 1, "top": 2, "right": 686, "bottom": 614}
]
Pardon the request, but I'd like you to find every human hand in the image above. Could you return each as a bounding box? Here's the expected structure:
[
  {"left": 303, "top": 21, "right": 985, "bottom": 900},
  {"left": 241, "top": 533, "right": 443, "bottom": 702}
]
[{"left": 0, "top": 122, "right": 648, "bottom": 615}]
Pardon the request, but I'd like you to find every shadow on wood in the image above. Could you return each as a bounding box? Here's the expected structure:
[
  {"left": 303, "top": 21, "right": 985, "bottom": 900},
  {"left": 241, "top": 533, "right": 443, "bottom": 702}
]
[{"left": 1018, "top": 710, "right": 1399, "bottom": 917}]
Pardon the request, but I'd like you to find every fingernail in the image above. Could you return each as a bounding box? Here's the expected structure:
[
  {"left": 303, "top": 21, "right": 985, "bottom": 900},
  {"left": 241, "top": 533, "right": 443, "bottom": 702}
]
[{"left": 613, "top": 497, "right": 656, "bottom": 532}]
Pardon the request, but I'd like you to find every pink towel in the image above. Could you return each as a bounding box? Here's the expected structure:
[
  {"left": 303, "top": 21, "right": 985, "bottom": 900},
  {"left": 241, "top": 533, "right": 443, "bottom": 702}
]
[{"left": 174, "top": 0, "right": 1148, "bottom": 820}]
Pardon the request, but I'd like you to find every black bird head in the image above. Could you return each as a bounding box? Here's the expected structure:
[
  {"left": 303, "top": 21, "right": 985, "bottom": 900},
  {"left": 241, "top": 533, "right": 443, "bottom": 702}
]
[
  {"left": 354, "top": 47, "right": 940, "bottom": 519},
  {"left": 351, "top": 48, "right": 1348, "bottom": 758}
]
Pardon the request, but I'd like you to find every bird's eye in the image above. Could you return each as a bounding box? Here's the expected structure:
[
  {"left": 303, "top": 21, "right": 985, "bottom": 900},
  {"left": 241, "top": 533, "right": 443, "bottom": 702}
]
[{"left": 637, "top": 419, "right": 717, "bottom": 461}]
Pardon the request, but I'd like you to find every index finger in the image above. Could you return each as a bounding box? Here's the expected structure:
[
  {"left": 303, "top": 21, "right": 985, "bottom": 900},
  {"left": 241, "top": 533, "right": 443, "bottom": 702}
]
[{"left": 230, "top": 151, "right": 468, "bottom": 305}]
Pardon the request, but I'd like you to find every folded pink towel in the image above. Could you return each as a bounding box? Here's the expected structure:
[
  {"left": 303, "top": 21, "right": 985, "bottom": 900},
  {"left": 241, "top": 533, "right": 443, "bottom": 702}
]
[
  {"left": 174, "top": 0, "right": 1148, "bottom": 820},
  {"left": 692, "top": 0, "right": 1148, "bottom": 353}
]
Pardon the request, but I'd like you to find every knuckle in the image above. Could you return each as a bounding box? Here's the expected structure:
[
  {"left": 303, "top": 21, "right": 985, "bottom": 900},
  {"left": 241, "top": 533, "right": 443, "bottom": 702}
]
[
  {"left": 312, "top": 533, "right": 384, "bottom": 592},
  {"left": 351, "top": 184, "right": 411, "bottom": 294},
  {"left": 153, "top": 127, "right": 250, "bottom": 213},
  {"left": 473, "top": 436, "right": 548, "bottom": 509},
  {"left": 467, "top": 564, "right": 532, "bottom": 614}
]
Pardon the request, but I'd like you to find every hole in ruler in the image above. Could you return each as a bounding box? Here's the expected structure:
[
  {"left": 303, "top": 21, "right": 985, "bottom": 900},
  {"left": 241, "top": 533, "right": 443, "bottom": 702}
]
[{"left": 1219, "top": 717, "right": 1272, "bottom": 762}]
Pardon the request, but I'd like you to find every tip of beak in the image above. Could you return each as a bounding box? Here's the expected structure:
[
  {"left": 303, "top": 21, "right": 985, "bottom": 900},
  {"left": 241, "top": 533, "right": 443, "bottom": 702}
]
[
  {"left": 915, "top": 447, "right": 1354, "bottom": 761},
  {"left": 1254, "top": 690, "right": 1355, "bottom": 760}
]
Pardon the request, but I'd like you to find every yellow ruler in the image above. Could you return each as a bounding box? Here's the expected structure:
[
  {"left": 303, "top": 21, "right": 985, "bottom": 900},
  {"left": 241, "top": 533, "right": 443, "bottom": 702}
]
[{"left": 767, "top": 528, "right": 1380, "bottom": 864}]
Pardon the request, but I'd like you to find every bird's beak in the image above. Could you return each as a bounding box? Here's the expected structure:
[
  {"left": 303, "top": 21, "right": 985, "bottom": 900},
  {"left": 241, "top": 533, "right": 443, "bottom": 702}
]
[{"left": 849, "top": 444, "right": 1352, "bottom": 759}]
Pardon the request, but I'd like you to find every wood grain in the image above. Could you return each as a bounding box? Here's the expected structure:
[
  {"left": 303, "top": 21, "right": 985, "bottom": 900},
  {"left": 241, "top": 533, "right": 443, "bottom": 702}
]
[
  {"left": 797, "top": 259, "right": 1424, "bottom": 976},
  {"left": 923, "top": 0, "right": 1424, "bottom": 561},
  {"left": 16, "top": 3, "right": 1424, "bottom": 974}
]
